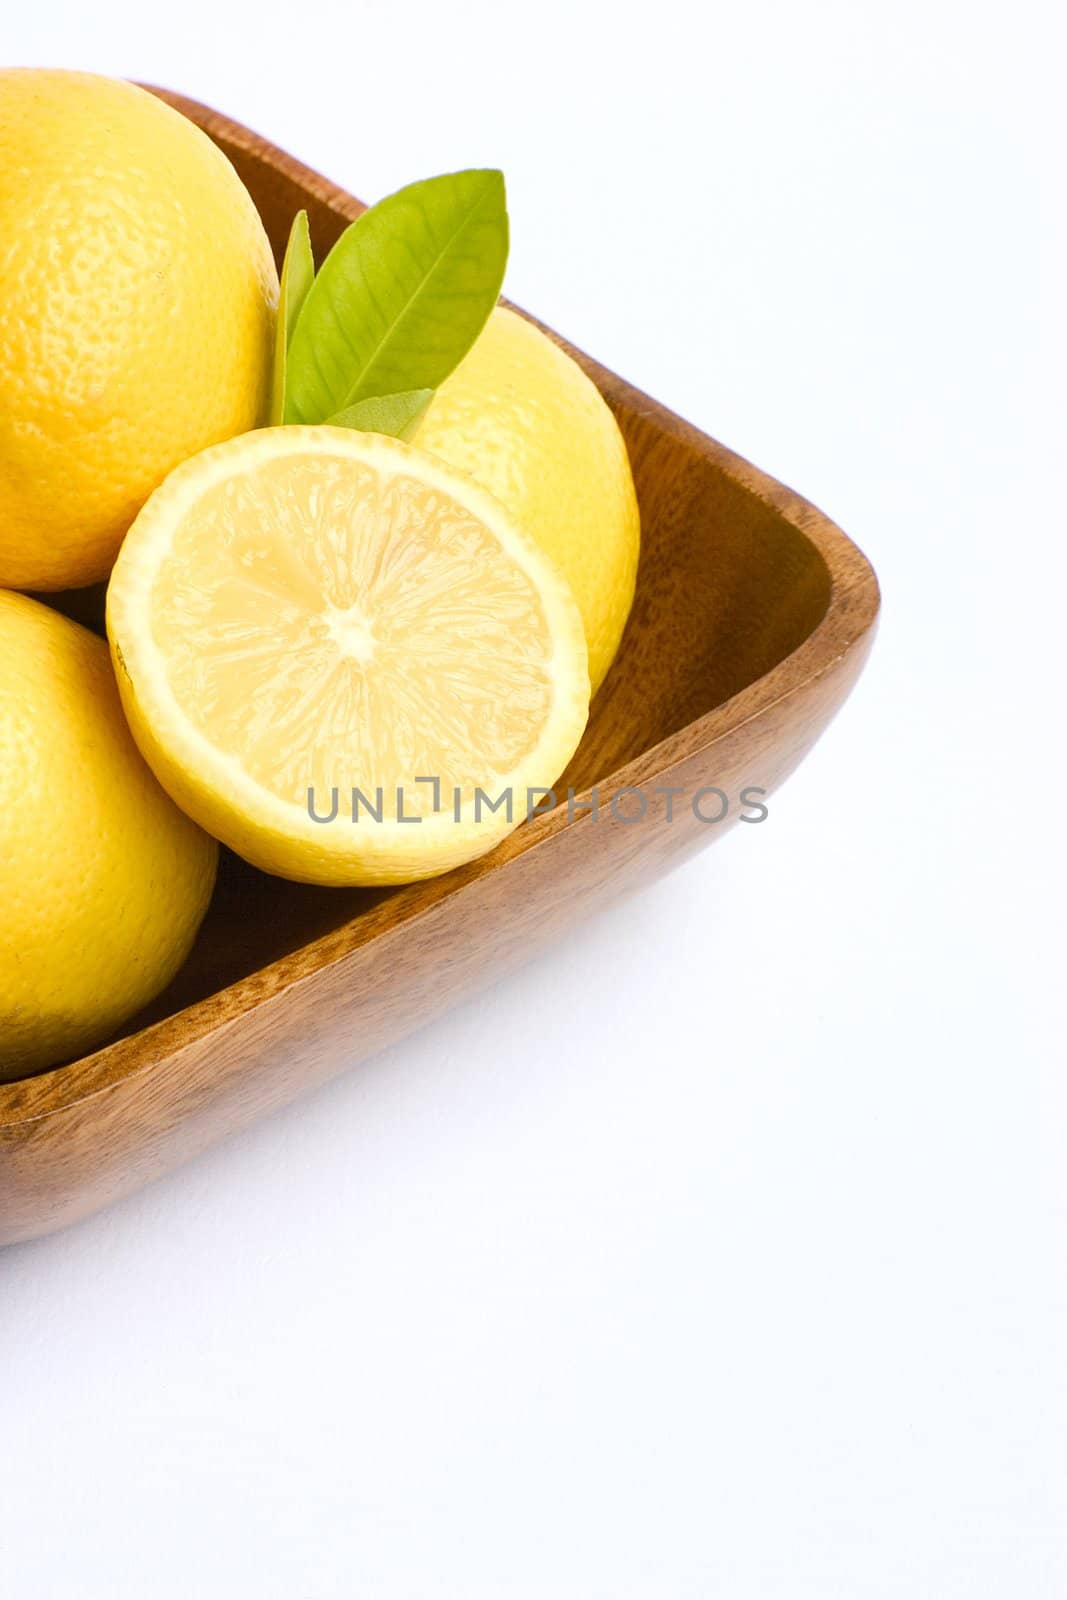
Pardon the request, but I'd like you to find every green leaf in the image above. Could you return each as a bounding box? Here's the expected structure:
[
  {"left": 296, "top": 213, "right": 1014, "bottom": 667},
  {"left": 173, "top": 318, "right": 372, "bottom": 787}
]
[
  {"left": 270, "top": 210, "right": 315, "bottom": 426},
  {"left": 327, "top": 389, "right": 434, "bottom": 441},
  {"left": 285, "top": 170, "right": 507, "bottom": 425}
]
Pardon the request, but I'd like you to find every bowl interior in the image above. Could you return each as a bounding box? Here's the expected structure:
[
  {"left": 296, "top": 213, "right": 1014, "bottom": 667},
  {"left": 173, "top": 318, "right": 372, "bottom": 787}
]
[{"left": 46, "top": 126, "right": 833, "bottom": 1048}]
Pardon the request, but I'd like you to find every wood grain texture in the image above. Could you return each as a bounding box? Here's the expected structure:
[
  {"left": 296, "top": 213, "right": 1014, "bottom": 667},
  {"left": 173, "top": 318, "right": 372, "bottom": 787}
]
[{"left": 0, "top": 91, "right": 880, "bottom": 1246}]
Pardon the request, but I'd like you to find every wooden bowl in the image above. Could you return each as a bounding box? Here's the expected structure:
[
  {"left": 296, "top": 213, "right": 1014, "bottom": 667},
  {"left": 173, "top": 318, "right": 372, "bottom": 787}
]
[{"left": 0, "top": 92, "right": 880, "bottom": 1246}]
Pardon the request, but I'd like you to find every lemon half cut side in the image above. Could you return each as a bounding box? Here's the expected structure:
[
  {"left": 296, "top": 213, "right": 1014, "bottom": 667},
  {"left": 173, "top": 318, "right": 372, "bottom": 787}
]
[{"left": 106, "top": 427, "right": 590, "bottom": 886}]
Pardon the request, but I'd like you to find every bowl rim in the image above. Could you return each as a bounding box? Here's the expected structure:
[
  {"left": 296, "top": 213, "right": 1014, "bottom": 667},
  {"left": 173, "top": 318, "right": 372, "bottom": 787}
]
[{"left": 0, "top": 91, "right": 880, "bottom": 1128}]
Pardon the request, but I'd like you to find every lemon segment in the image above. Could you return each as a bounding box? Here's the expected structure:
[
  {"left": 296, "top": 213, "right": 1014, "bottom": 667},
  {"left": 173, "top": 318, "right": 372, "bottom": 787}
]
[{"left": 107, "top": 428, "right": 590, "bottom": 886}]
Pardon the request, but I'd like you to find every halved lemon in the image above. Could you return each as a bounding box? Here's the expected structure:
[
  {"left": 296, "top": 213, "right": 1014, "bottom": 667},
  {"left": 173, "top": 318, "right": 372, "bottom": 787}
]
[{"left": 106, "top": 427, "right": 590, "bottom": 885}]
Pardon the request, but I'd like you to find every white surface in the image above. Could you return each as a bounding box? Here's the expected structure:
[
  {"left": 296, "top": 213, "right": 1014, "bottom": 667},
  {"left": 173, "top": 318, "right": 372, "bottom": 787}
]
[{"left": 2, "top": 3, "right": 1065, "bottom": 1595}]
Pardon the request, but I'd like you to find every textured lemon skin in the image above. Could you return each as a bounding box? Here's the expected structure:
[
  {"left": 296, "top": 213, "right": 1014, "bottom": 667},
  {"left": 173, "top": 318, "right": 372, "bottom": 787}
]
[
  {"left": 415, "top": 307, "right": 640, "bottom": 693},
  {"left": 107, "top": 427, "right": 590, "bottom": 888},
  {"left": 0, "top": 591, "right": 217, "bottom": 1080},
  {"left": 0, "top": 70, "right": 278, "bottom": 591}
]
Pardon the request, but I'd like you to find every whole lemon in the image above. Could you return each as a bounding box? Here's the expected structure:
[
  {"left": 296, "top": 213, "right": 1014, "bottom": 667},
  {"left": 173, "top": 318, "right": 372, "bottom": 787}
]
[
  {"left": 0, "top": 591, "right": 217, "bottom": 1079},
  {"left": 0, "top": 70, "right": 278, "bottom": 591},
  {"left": 416, "top": 307, "right": 640, "bottom": 693}
]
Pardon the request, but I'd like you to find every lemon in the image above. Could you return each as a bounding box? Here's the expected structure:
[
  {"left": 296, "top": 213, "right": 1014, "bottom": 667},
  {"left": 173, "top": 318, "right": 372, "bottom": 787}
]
[
  {"left": 415, "top": 306, "right": 640, "bottom": 692},
  {"left": 0, "top": 70, "right": 278, "bottom": 592},
  {"left": 0, "top": 592, "right": 217, "bottom": 1080},
  {"left": 107, "top": 427, "right": 590, "bottom": 887}
]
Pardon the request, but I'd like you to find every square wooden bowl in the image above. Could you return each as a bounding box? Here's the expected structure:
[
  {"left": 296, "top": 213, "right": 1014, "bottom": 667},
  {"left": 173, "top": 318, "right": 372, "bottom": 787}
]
[{"left": 0, "top": 92, "right": 880, "bottom": 1246}]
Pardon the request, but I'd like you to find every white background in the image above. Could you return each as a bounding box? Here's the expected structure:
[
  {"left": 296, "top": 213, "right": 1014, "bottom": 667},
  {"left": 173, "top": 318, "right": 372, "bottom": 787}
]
[{"left": 2, "top": 3, "right": 1064, "bottom": 1595}]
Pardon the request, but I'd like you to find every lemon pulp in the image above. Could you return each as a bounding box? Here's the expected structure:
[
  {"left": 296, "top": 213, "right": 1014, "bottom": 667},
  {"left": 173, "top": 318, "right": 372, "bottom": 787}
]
[{"left": 108, "top": 427, "right": 590, "bottom": 886}]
